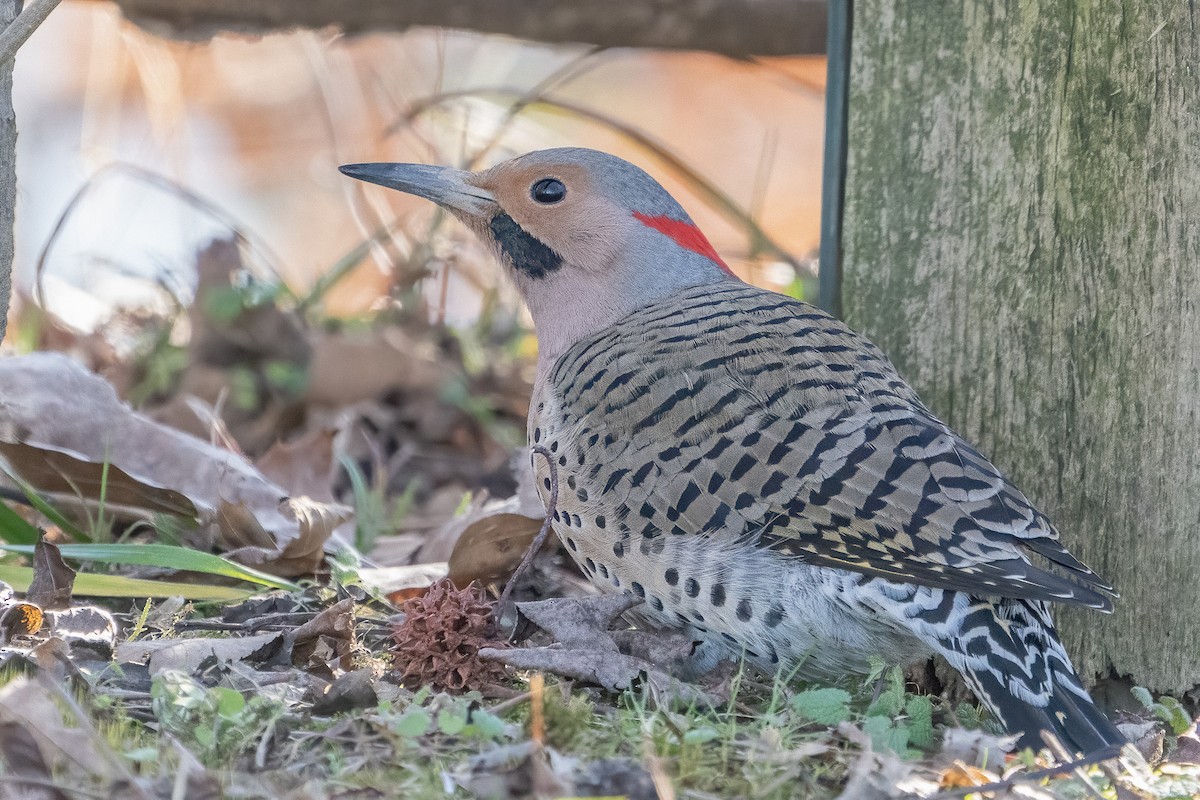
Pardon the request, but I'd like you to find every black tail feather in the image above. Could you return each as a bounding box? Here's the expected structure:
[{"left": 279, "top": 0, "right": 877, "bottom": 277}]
[{"left": 973, "top": 670, "right": 1125, "bottom": 755}]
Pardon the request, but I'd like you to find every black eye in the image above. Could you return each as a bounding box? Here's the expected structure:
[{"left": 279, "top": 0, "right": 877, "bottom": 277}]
[{"left": 531, "top": 178, "right": 566, "bottom": 204}]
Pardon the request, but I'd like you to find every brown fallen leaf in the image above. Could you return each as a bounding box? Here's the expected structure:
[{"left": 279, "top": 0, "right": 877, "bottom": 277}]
[
  {"left": 222, "top": 496, "right": 352, "bottom": 577},
  {"left": 27, "top": 536, "right": 75, "bottom": 612},
  {"left": 1175, "top": 721, "right": 1200, "bottom": 765},
  {"left": 0, "top": 353, "right": 353, "bottom": 576},
  {"left": 116, "top": 632, "right": 287, "bottom": 677},
  {"left": 0, "top": 440, "right": 197, "bottom": 521},
  {"left": 290, "top": 597, "right": 357, "bottom": 677},
  {"left": 0, "top": 677, "right": 124, "bottom": 784},
  {"left": 478, "top": 595, "right": 723, "bottom": 708},
  {"left": 255, "top": 428, "right": 340, "bottom": 504},
  {"left": 0, "top": 720, "right": 72, "bottom": 800},
  {"left": 311, "top": 668, "right": 378, "bottom": 715},
  {"left": 938, "top": 761, "right": 999, "bottom": 789},
  {"left": 447, "top": 510, "right": 544, "bottom": 587},
  {"left": 45, "top": 605, "right": 119, "bottom": 660},
  {"left": 357, "top": 563, "right": 449, "bottom": 602}
]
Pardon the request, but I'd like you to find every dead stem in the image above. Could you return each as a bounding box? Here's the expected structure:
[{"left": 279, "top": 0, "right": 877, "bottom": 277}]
[{"left": 494, "top": 444, "right": 558, "bottom": 619}]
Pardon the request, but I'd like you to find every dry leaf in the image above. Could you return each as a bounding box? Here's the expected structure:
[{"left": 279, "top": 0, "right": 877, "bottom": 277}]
[
  {"left": 0, "top": 352, "right": 353, "bottom": 576},
  {"left": 0, "top": 720, "right": 72, "bottom": 800},
  {"left": 290, "top": 597, "right": 357, "bottom": 675},
  {"left": 116, "top": 633, "right": 286, "bottom": 677},
  {"left": 0, "top": 678, "right": 116, "bottom": 780},
  {"left": 938, "top": 761, "right": 999, "bottom": 789},
  {"left": 27, "top": 537, "right": 75, "bottom": 612},
  {"left": 305, "top": 328, "right": 447, "bottom": 408},
  {"left": 223, "top": 496, "right": 353, "bottom": 576},
  {"left": 447, "top": 511, "right": 544, "bottom": 587},
  {"left": 0, "top": 440, "right": 197, "bottom": 521},
  {"left": 45, "top": 605, "right": 119, "bottom": 659},
  {"left": 357, "top": 563, "right": 449, "bottom": 601},
  {"left": 479, "top": 595, "right": 721, "bottom": 707},
  {"left": 255, "top": 428, "right": 340, "bottom": 504}
]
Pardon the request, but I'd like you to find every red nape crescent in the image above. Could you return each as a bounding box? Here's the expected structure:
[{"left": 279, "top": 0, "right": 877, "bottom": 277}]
[{"left": 632, "top": 212, "right": 738, "bottom": 278}]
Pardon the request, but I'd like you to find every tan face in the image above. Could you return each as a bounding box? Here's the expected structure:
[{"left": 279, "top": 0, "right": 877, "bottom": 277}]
[{"left": 469, "top": 159, "right": 630, "bottom": 273}]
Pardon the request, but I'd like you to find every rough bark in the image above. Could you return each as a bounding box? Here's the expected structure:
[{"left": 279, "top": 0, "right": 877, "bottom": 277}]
[
  {"left": 99, "top": 0, "right": 827, "bottom": 57},
  {"left": 842, "top": 1, "right": 1200, "bottom": 692},
  {"left": 0, "top": 0, "right": 16, "bottom": 348}
]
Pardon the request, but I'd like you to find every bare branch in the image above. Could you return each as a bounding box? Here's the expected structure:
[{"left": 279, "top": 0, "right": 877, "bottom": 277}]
[
  {"left": 0, "top": 0, "right": 65, "bottom": 67},
  {"left": 0, "top": 0, "right": 20, "bottom": 347},
  {"left": 98, "top": 0, "right": 827, "bottom": 57}
]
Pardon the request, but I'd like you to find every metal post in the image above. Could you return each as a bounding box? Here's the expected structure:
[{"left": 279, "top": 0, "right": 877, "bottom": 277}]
[{"left": 817, "top": 0, "right": 852, "bottom": 317}]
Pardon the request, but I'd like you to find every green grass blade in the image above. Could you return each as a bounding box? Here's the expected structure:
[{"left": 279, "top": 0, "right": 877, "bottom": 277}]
[
  {"left": 0, "top": 500, "right": 40, "bottom": 545},
  {"left": 0, "top": 543, "right": 300, "bottom": 592},
  {"left": 0, "top": 467, "right": 87, "bottom": 541},
  {"left": 0, "top": 564, "right": 255, "bottom": 601}
]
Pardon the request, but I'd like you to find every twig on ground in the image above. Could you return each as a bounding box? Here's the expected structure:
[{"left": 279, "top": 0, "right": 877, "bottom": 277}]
[
  {"left": 494, "top": 444, "right": 557, "bottom": 618},
  {"left": 0, "top": 775, "right": 108, "bottom": 800},
  {"left": 1042, "top": 732, "right": 1108, "bottom": 800},
  {"left": 927, "top": 743, "right": 1124, "bottom": 800}
]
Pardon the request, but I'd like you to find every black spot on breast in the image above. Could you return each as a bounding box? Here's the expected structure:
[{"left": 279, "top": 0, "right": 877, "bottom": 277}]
[
  {"left": 684, "top": 578, "right": 700, "bottom": 598},
  {"left": 490, "top": 212, "right": 563, "bottom": 279},
  {"left": 736, "top": 598, "right": 752, "bottom": 621},
  {"left": 664, "top": 568, "right": 679, "bottom": 586},
  {"left": 710, "top": 583, "right": 726, "bottom": 607}
]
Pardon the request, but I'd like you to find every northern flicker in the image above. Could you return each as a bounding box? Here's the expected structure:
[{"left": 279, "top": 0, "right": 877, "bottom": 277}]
[{"left": 341, "top": 148, "right": 1124, "bottom": 753}]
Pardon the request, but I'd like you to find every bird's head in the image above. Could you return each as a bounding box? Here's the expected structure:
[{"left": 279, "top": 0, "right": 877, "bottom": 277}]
[{"left": 340, "top": 148, "right": 736, "bottom": 359}]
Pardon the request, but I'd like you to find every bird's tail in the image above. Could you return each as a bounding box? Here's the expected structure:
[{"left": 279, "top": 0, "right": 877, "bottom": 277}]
[
  {"left": 965, "top": 661, "right": 1125, "bottom": 754},
  {"left": 921, "top": 596, "right": 1125, "bottom": 754}
]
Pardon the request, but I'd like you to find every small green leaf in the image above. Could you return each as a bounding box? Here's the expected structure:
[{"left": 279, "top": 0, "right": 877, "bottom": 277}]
[
  {"left": 0, "top": 501, "right": 39, "bottom": 545},
  {"left": 791, "top": 687, "right": 852, "bottom": 725},
  {"left": 123, "top": 747, "right": 160, "bottom": 763},
  {"left": 393, "top": 707, "right": 432, "bottom": 738},
  {"left": 193, "top": 725, "right": 215, "bottom": 746},
  {"left": 1130, "top": 686, "right": 1155, "bottom": 710},
  {"left": 214, "top": 688, "right": 246, "bottom": 718},
  {"left": 468, "top": 710, "right": 506, "bottom": 740},
  {"left": 438, "top": 709, "right": 468, "bottom": 735},
  {"left": 867, "top": 667, "right": 906, "bottom": 717},
  {"left": 1156, "top": 696, "right": 1193, "bottom": 735},
  {"left": 905, "top": 695, "right": 935, "bottom": 749},
  {"left": 864, "top": 715, "right": 910, "bottom": 753},
  {"left": 683, "top": 727, "right": 721, "bottom": 745}
]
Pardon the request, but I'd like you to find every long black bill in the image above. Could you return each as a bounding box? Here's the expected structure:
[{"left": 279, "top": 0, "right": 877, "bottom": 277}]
[{"left": 338, "top": 163, "right": 495, "bottom": 217}]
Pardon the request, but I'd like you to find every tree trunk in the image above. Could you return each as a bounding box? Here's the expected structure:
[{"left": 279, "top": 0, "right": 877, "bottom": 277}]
[{"left": 842, "top": 1, "right": 1200, "bottom": 693}]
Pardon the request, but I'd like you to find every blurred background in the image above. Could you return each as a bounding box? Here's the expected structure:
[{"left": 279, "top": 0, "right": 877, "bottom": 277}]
[
  {"left": 13, "top": 3, "right": 825, "bottom": 328},
  {"left": 4, "top": 1, "right": 828, "bottom": 566}
]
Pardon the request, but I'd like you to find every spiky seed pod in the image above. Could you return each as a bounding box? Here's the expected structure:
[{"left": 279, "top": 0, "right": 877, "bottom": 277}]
[{"left": 390, "top": 580, "right": 507, "bottom": 693}]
